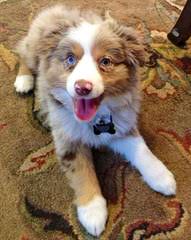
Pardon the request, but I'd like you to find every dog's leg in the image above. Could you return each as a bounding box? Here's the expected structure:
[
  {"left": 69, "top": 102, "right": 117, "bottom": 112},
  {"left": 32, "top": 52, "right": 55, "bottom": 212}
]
[
  {"left": 109, "top": 131, "right": 176, "bottom": 196},
  {"left": 14, "top": 59, "right": 34, "bottom": 93},
  {"left": 55, "top": 139, "right": 107, "bottom": 237}
]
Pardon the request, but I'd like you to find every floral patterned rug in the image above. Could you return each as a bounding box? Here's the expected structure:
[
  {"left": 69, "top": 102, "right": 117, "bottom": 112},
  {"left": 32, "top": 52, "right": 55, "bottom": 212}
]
[{"left": 0, "top": 0, "right": 191, "bottom": 239}]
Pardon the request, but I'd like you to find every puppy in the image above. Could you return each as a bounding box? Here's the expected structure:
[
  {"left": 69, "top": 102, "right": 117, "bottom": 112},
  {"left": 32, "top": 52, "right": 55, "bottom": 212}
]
[{"left": 14, "top": 5, "right": 176, "bottom": 237}]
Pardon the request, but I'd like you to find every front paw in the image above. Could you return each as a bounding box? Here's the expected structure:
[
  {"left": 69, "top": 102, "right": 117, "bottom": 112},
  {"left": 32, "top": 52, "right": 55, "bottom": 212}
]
[
  {"left": 77, "top": 196, "right": 108, "bottom": 237},
  {"left": 14, "top": 75, "right": 34, "bottom": 94},
  {"left": 143, "top": 167, "right": 176, "bottom": 196}
]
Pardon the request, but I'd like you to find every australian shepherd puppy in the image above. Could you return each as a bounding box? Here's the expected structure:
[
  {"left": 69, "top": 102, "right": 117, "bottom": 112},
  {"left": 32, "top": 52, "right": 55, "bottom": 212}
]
[{"left": 14, "top": 5, "right": 176, "bottom": 237}]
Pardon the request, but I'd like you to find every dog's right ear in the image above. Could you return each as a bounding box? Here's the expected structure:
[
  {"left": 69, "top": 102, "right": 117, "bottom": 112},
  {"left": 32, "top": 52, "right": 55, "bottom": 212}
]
[{"left": 36, "top": 25, "right": 67, "bottom": 57}]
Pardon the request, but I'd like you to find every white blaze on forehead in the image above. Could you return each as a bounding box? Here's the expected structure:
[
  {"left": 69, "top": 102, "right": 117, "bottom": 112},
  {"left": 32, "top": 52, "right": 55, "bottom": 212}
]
[
  {"left": 66, "top": 22, "right": 104, "bottom": 98},
  {"left": 68, "top": 22, "right": 100, "bottom": 52}
]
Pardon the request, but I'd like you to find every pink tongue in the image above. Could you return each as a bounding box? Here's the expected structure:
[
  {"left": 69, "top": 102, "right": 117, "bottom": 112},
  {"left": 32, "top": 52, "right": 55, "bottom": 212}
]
[{"left": 74, "top": 97, "right": 101, "bottom": 121}]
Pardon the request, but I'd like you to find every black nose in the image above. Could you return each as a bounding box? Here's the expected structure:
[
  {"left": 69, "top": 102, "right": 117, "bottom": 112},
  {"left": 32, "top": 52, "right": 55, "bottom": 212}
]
[{"left": 74, "top": 80, "right": 93, "bottom": 96}]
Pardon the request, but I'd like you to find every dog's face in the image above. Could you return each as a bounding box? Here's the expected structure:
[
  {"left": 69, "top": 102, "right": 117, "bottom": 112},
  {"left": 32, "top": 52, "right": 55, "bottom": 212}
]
[{"left": 39, "top": 15, "right": 145, "bottom": 122}]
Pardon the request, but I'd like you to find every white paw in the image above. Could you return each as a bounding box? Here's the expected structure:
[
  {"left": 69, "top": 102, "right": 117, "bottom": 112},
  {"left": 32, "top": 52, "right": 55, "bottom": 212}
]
[
  {"left": 77, "top": 196, "right": 108, "bottom": 237},
  {"left": 143, "top": 167, "right": 176, "bottom": 196},
  {"left": 14, "top": 75, "right": 34, "bottom": 93}
]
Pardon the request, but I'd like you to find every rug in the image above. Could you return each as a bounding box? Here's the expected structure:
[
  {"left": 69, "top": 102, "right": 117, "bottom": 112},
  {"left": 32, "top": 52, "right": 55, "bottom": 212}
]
[{"left": 0, "top": 0, "right": 191, "bottom": 239}]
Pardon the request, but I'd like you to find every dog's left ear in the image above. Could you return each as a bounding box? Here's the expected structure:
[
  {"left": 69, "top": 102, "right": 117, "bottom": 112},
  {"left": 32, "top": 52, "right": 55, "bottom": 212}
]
[
  {"left": 120, "top": 26, "right": 146, "bottom": 67},
  {"left": 104, "top": 13, "right": 146, "bottom": 67}
]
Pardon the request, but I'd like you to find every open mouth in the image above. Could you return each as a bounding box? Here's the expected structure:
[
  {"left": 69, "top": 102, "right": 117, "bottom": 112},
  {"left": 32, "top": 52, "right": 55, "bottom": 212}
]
[{"left": 73, "top": 95, "right": 103, "bottom": 122}]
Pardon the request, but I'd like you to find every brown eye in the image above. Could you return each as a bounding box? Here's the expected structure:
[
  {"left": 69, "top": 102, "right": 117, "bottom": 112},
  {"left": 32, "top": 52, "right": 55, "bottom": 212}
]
[{"left": 99, "top": 57, "right": 112, "bottom": 67}]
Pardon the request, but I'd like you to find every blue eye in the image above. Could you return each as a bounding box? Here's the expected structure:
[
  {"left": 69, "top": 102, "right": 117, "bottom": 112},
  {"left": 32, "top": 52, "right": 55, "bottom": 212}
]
[{"left": 66, "top": 55, "right": 76, "bottom": 66}]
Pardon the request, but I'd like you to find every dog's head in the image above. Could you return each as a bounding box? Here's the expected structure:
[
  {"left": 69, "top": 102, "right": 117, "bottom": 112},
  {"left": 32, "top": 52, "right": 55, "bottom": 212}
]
[{"left": 38, "top": 11, "right": 145, "bottom": 122}]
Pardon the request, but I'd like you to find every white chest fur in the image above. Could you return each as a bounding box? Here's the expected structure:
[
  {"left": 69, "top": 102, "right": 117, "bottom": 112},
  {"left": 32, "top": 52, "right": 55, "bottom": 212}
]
[{"left": 48, "top": 93, "right": 138, "bottom": 147}]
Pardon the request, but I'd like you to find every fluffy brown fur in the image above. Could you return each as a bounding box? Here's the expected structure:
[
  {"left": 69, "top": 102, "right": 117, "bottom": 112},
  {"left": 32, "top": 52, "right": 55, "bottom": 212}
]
[{"left": 14, "top": 5, "right": 176, "bottom": 237}]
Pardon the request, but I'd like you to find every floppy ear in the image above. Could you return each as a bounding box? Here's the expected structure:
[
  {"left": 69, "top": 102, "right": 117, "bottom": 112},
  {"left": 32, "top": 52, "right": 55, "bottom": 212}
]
[
  {"left": 36, "top": 25, "right": 66, "bottom": 56},
  {"left": 120, "top": 26, "right": 146, "bottom": 67},
  {"left": 104, "top": 13, "right": 146, "bottom": 67}
]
